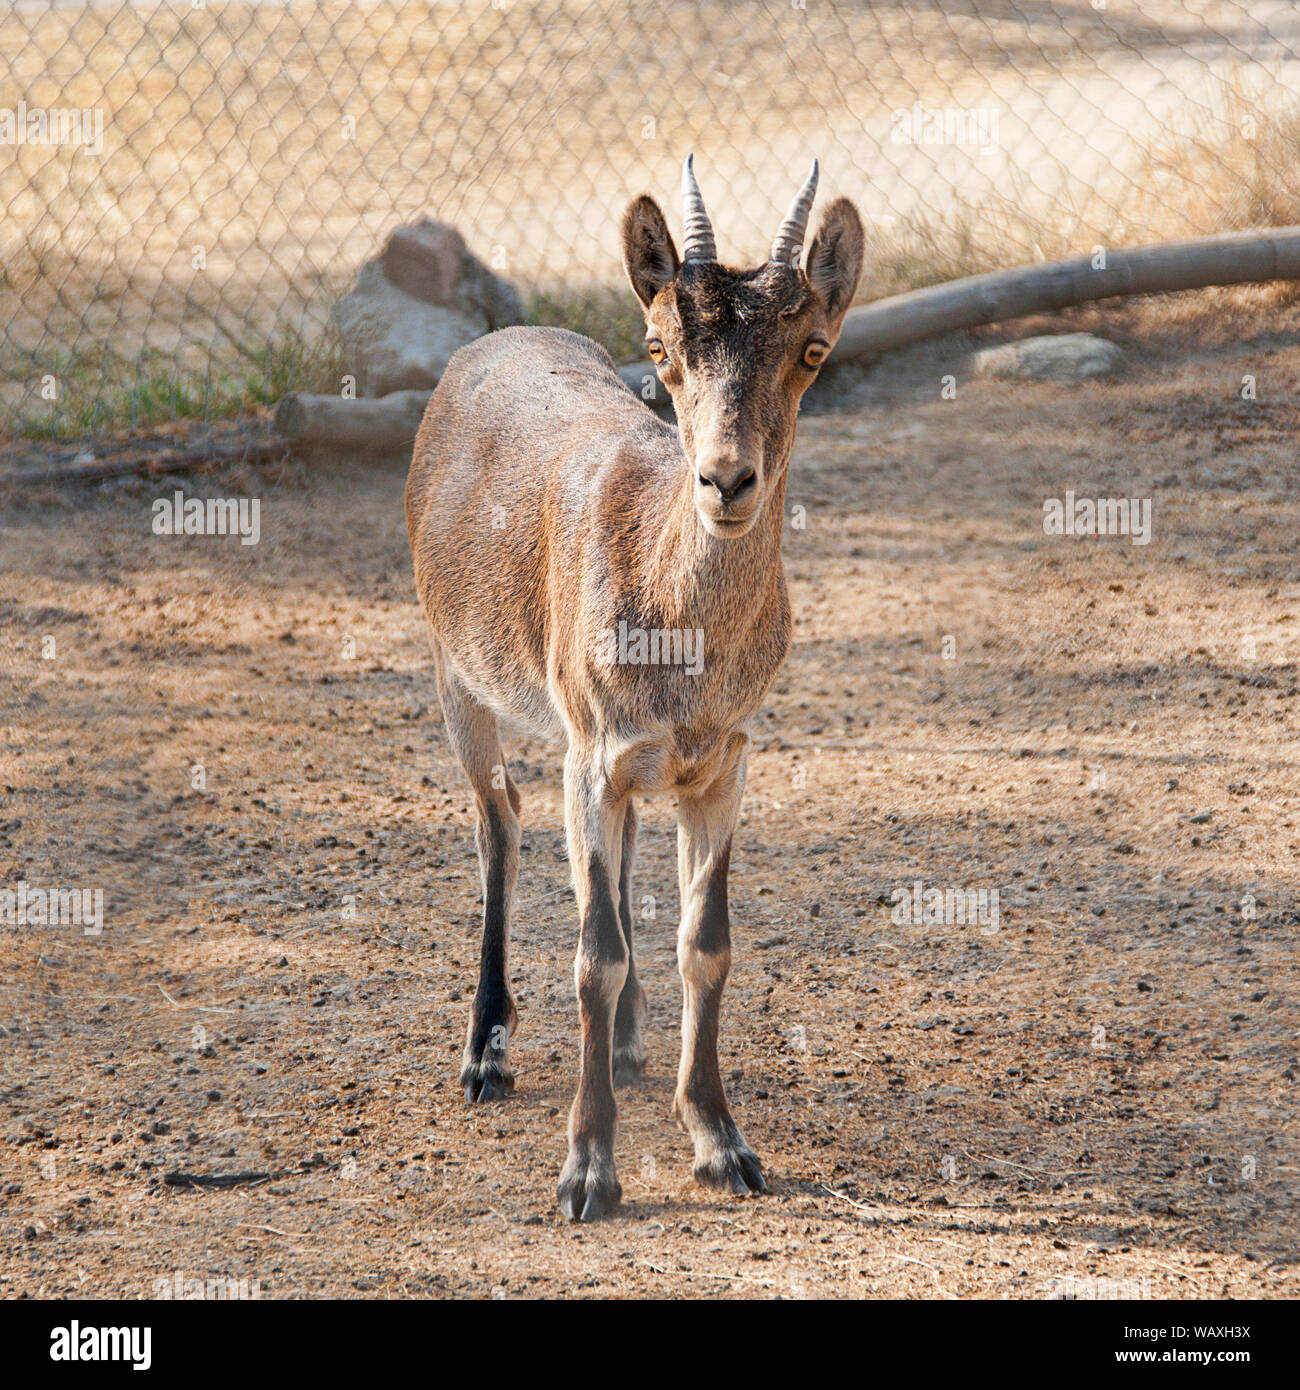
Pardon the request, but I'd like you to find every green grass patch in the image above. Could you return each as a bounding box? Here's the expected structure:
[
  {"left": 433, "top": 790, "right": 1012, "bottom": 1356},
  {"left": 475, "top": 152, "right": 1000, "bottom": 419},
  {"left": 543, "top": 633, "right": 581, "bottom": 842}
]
[{"left": 4, "top": 325, "right": 344, "bottom": 441}]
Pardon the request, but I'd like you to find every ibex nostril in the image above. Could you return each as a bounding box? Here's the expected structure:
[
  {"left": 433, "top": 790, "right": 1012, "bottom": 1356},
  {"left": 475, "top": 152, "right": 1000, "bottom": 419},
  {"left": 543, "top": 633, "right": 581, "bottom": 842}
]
[{"left": 726, "top": 470, "right": 756, "bottom": 502}]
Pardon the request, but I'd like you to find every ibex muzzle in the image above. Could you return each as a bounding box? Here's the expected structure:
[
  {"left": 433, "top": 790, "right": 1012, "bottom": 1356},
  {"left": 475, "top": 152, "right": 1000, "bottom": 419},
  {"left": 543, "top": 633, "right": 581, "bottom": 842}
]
[{"left": 405, "top": 156, "right": 863, "bottom": 1220}]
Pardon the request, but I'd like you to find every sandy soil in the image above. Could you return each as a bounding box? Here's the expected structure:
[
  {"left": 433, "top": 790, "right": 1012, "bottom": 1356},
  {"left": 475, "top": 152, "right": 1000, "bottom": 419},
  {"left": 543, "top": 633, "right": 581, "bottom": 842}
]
[{"left": 1, "top": 314, "right": 1298, "bottom": 1298}]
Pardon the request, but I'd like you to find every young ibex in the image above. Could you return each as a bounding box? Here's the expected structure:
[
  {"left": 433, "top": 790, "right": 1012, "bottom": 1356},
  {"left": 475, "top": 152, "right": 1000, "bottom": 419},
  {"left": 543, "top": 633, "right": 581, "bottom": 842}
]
[{"left": 406, "top": 156, "right": 864, "bottom": 1220}]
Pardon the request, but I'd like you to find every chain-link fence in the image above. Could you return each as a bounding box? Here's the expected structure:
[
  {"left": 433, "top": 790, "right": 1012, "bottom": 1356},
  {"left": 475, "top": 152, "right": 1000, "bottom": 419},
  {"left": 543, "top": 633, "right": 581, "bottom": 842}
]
[{"left": 4, "top": 0, "right": 1300, "bottom": 438}]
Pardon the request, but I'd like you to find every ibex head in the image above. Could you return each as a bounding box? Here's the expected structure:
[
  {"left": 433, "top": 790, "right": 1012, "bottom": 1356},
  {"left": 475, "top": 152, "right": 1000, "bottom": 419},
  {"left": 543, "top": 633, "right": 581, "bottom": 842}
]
[{"left": 621, "top": 155, "right": 864, "bottom": 539}]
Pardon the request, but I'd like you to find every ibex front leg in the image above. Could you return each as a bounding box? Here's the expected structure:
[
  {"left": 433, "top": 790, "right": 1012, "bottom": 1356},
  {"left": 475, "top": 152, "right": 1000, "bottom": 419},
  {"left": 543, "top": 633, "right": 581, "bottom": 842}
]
[
  {"left": 674, "top": 742, "right": 767, "bottom": 1195},
  {"left": 557, "top": 744, "right": 629, "bottom": 1221}
]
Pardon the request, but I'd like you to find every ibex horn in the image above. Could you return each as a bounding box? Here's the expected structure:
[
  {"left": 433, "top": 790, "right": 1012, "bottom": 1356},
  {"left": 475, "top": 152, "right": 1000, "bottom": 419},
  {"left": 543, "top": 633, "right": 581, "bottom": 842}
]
[
  {"left": 770, "top": 159, "right": 819, "bottom": 268},
  {"left": 681, "top": 153, "right": 718, "bottom": 263}
]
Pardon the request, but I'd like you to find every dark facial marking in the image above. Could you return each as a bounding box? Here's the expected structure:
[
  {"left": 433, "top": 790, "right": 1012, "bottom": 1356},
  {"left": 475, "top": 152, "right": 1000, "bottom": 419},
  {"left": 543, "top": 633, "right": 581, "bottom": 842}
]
[{"left": 671, "top": 262, "right": 808, "bottom": 375}]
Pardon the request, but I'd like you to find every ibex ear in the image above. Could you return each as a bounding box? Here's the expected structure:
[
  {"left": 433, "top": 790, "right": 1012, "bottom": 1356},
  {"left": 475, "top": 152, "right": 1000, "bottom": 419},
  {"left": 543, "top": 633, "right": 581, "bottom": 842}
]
[
  {"left": 805, "top": 198, "right": 864, "bottom": 325},
  {"left": 622, "top": 196, "right": 680, "bottom": 309}
]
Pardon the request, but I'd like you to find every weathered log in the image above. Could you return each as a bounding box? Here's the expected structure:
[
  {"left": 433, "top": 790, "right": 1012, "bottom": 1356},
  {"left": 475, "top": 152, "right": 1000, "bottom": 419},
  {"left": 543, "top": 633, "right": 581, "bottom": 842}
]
[
  {"left": 835, "top": 225, "right": 1300, "bottom": 360},
  {"left": 8, "top": 437, "right": 288, "bottom": 488},
  {"left": 616, "top": 225, "right": 1300, "bottom": 388},
  {"left": 274, "top": 373, "right": 675, "bottom": 443},
  {"left": 273, "top": 388, "right": 432, "bottom": 445},
  {"left": 617, "top": 361, "right": 672, "bottom": 410}
]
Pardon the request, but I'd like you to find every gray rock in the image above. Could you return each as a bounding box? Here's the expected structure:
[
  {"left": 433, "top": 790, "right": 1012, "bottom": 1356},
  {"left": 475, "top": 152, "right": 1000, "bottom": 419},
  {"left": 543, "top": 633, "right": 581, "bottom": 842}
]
[
  {"left": 381, "top": 220, "right": 466, "bottom": 307},
  {"left": 381, "top": 219, "right": 525, "bottom": 328},
  {"left": 332, "top": 220, "right": 525, "bottom": 397},
  {"left": 972, "top": 333, "right": 1126, "bottom": 383}
]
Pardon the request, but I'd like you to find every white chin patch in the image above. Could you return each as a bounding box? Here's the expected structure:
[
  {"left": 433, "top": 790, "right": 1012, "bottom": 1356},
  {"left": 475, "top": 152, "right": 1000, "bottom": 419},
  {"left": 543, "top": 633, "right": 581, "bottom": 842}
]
[{"left": 697, "top": 509, "right": 758, "bottom": 539}]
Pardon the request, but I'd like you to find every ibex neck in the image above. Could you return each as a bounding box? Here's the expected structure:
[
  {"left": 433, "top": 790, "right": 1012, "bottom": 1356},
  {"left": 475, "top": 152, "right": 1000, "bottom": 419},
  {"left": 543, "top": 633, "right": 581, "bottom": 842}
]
[{"left": 642, "top": 439, "right": 792, "bottom": 628}]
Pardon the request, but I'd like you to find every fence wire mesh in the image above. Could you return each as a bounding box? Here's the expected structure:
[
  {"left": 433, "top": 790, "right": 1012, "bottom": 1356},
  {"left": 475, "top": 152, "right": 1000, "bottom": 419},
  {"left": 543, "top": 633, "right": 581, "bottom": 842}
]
[{"left": 4, "top": 0, "right": 1300, "bottom": 438}]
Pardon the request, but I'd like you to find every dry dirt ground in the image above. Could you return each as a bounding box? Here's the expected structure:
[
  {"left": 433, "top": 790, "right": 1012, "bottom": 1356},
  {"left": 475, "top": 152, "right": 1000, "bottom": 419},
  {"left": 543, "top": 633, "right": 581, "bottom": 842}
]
[{"left": 2, "top": 309, "right": 1298, "bottom": 1299}]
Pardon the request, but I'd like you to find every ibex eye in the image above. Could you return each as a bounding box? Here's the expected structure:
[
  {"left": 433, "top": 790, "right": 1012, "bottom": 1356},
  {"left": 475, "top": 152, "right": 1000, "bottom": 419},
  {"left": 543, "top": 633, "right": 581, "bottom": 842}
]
[
  {"left": 803, "top": 340, "right": 830, "bottom": 368},
  {"left": 646, "top": 339, "right": 667, "bottom": 364}
]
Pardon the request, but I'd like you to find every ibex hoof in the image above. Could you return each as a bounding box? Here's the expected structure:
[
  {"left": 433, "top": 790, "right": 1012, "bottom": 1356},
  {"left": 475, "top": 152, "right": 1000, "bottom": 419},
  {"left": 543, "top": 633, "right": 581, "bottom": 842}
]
[
  {"left": 460, "top": 1056, "right": 514, "bottom": 1104},
  {"left": 557, "top": 1151, "right": 622, "bottom": 1222},
  {"left": 694, "top": 1144, "right": 767, "bottom": 1196},
  {"left": 612, "top": 1044, "right": 647, "bottom": 1088}
]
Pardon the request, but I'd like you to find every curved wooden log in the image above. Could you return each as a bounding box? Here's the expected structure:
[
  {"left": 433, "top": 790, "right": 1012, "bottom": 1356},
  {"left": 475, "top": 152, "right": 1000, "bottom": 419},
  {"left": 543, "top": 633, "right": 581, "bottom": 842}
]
[
  {"left": 834, "top": 225, "right": 1300, "bottom": 360},
  {"left": 615, "top": 225, "right": 1300, "bottom": 396},
  {"left": 273, "top": 388, "right": 432, "bottom": 445},
  {"left": 617, "top": 361, "right": 672, "bottom": 408}
]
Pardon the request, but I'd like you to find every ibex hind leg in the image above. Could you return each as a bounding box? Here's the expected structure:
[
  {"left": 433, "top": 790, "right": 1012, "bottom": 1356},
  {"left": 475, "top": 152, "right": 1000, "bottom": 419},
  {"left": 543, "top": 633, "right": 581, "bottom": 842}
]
[
  {"left": 613, "top": 800, "right": 648, "bottom": 1086},
  {"left": 434, "top": 646, "right": 522, "bottom": 1102}
]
